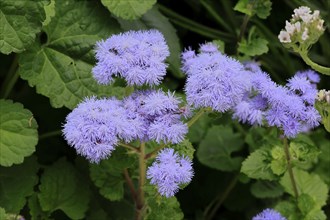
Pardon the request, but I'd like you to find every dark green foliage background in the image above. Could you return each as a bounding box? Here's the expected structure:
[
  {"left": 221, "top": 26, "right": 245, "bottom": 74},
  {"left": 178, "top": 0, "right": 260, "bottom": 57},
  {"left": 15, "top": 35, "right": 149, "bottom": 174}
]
[{"left": 0, "top": 0, "right": 329, "bottom": 219}]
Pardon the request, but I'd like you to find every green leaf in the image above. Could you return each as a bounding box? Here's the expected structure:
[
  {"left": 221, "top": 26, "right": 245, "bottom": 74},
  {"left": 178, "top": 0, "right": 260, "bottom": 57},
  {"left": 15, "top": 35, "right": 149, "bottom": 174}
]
[
  {"left": 275, "top": 200, "right": 300, "bottom": 220},
  {"left": 145, "top": 186, "right": 184, "bottom": 220},
  {"left": 234, "top": 0, "right": 272, "bottom": 19},
  {"left": 42, "top": 0, "right": 55, "bottom": 26},
  {"left": 171, "top": 139, "right": 195, "bottom": 160},
  {"left": 0, "top": 156, "right": 39, "bottom": 213},
  {"left": 238, "top": 37, "right": 268, "bottom": 56},
  {"left": 0, "top": 207, "right": 5, "bottom": 220},
  {"left": 101, "top": 0, "right": 156, "bottom": 20},
  {"left": 0, "top": 99, "right": 38, "bottom": 167},
  {"left": 241, "top": 148, "right": 277, "bottom": 180},
  {"left": 289, "top": 141, "right": 320, "bottom": 170},
  {"left": 298, "top": 194, "right": 315, "bottom": 216},
  {"left": 250, "top": 180, "right": 284, "bottom": 198},
  {"left": 270, "top": 145, "right": 287, "bottom": 175},
  {"left": 187, "top": 113, "right": 211, "bottom": 143},
  {"left": 280, "top": 168, "right": 328, "bottom": 207},
  {"left": 38, "top": 158, "right": 90, "bottom": 219},
  {"left": 234, "top": 0, "right": 253, "bottom": 16},
  {"left": 212, "top": 40, "right": 225, "bottom": 53},
  {"left": 304, "top": 209, "right": 326, "bottom": 220},
  {"left": 254, "top": 0, "right": 272, "bottom": 19},
  {"left": 90, "top": 148, "right": 136, "bottom": 201},
  {"left": 0, "top": 0, "right": 48, "bottom": 54},
  {"left": 197, "top": 125, "right": 244, "bottom": 171},
  {"left": 117, "top": 5, "right": 184, "bottom": 78},
  {"left": 19, "top": 0, "right": 125, "bottom": 109},
  {"left": 315, "top": 101, "right": 330, "bottom": 133},
  {"left": 28, "top": 194, "right": 47, "bottom": 220},
  {"left": 245, "top": 126, "right": 279, "bottom": 152}
]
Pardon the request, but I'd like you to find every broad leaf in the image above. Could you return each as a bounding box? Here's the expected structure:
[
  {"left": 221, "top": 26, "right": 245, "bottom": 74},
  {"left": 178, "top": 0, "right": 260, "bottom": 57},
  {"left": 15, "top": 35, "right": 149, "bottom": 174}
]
[
  {"left": 275, "top": 201, "right": 300, "bottom": 220},
  {"left": 0, "top": 99, "right": 38, "bottom": 166},
  {"left": 250, "top": 180, "right": 284, "bottom": 198},
  {"left": 187, "top": 114, "right": 211, "bottom": 143},
  {"left": 38, "top": 158, "right": 90, "bottom": 219},
  {"left": 19, "top": 0, "right": 125, "bottom": 109},
  {"left": 280, "top": 168, "right": 328, "bottom": 207},
  {"left": 270, "top": 145, "right": 287, "bottom": 175},
  {"left": 0, "top": 157, "right": 39, "bottom": 212},
  {"left": 0, "top": 207, "right": 5, "bottom": 220},
  {"left": 0, "top": 0, "right": 47, "bottom": 54},
  {"left": 238, "top": 37, "right": 269, "bottom": 56},
  {"left": 90, "top": 148, "right": 136, "bottom": 201},
  {"left": 289, "top": 141, "right": 320, "bottom": 170},
  {"left": 145, "top": 185, "right": 184, "bottom": 220},
  {"left": 101, "top": 0, "right": 156, "bottom": 20},
  {"left": 117, "top": 5, "right": 184, "bottom": 78},
  {"left": 197, "top": 125, "right": 244, "bottom": 171},
  {"left": 42, "top": 0, "right": 55, "bottom": 26},
  {"left": 234, "top": 0, "right": 272, "bottom": 19},
  {"left": 241, "top": 148, "right": 277, "bottom": 180},
  {"left": 171, "top": 139, "right": 195, "bottom": 160}
]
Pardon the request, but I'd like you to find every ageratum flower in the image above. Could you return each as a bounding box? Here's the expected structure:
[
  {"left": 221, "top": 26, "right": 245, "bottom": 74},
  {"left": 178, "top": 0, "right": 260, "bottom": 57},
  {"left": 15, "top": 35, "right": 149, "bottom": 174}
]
[
  {"left": 62, "top": 97, "right": 144, "bottom": 163},
  {"left": 147, "top": 148, "right": 193, "bottom": 197},
  {"left": 232, "top": 66, "right": 321, "bottom": 138},
  {"left": 252, "top": 208, "right": 287, "bottom": 220},
  {"left": 92, "top": 29, "right": 169, "bottom": 86},
  {"left": 182, "top": 43, "right": 250, "bottom": 112},
  {"left": 123, "top": 90, "right": 188, "bottom": 144}
]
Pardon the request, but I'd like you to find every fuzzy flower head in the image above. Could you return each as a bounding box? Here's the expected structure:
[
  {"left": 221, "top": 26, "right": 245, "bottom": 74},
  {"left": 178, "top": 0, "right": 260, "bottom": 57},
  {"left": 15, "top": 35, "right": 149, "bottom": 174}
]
[
  {"left": 252, "top": 208, "right": 287, "bottom": 220},
  {"left": 232, "top": 68, "right": 321, "bottom": 138},
  {"left": 147, "top": 148, "right": 194, "bottom": 197},
  {"left": 278, "top": 6, "right": 324, "bottom": 46},
  {"left": 92, "top": 29, "right": 170, "bottom": 86},
  {"left": 62, "top": 97, "right": 144, "bottom": 163},
  {"left": 123, "top": 90, "right": 188, "bottom": 144},
  {"left": 182, "top": 43, "right": 250, "bottom": 112}
]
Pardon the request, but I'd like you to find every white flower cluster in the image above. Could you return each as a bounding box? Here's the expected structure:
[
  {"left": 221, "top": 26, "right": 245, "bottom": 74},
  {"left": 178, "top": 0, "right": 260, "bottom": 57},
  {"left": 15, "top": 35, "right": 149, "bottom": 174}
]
[
  {"left": 318, "top": 90, "right": 330, "bottom": 104},
  {"left": 278, "top": 6, "right": 324, "bottom": 44}
]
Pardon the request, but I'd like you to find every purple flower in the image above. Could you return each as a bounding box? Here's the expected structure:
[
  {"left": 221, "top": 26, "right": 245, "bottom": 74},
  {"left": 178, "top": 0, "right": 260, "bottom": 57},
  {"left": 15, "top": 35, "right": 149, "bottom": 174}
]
[
  {"left": 92, "top": 29, "right": 169, "bottom": 86},
  {"left": 182, "top": 43, "right": 250, "bottom": 112},
  {"left": 295, "top": 69, "right": 320, "bottom": 84},
  {"left": 232, "top": 67, "right": 321, "bottom": 138},
  {"left": 63, "top": 97, "right": 144, "bottom": 163},
  {"left": 147, "top": 148, "right": 194, "bottom": 197},
  {"left": 123, "top": 90, "right": 188, "bottom": 144},
  {"left": 252, "top": 208, "right": 286, "bottom": 220}
]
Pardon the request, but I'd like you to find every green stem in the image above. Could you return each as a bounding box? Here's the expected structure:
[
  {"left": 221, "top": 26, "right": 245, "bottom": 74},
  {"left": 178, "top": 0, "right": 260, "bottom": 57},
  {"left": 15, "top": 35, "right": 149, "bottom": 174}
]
[
  {"left": 135, "top": 142, "right": 146, "bottom": 220},
  {"left": 39, "top": 130, "right": 62, "bottom": 140},
  {"left": 0, "top": 55, "right": 19, "bottom": 99},
  {"left": 187, "top": 108, "right": 208, "bottom": 127},
  {"left": 283, "top": 137, "right": 299, "bottom": 199},
  {"left": 119, "top": 142, "right": 139, "bottom": 153},
  {"left": 237, "top": 14, "right": 251, "bottom": 43},
  {"left": 200, "top": 0, "right": 234, "bottom": 33},
  {"left": 123, "top": 168, "right": 137, "bottom": 202},
  {"left": 158, "top": 4, "right": 232, "bottom": 42},
  {"left": 204, "top": 175, "right": 239, "bottom": 220},
  {"left": 299, "top": 52, "right": 330, "bottom": 76},
  {"left": 145, "top": 144, "right": 166, "bottom": 160}
]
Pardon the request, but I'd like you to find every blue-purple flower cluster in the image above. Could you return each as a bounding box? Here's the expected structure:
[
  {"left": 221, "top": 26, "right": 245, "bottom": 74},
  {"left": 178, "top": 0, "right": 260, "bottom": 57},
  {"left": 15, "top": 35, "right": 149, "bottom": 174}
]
[
  {"left": 232, "top": 65, "right": 320, "bottom": 137},
  {"left": 147, "top": 148, "right": 193, "bottom": 197},
  {"left": 63, "top": 90, "right": 188, "bottom": 163},
  {"left": 92, "top": 29, "right": 169, "bottom": 86},
  {"left": 182, "top": 43, "right": 320, "bottom": 137},
  {"left": 252, "top": 208, "right": 287, "bottom": 220},
  {"left": 181, "top": 43, "right": 250, "bottom": 112}
]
